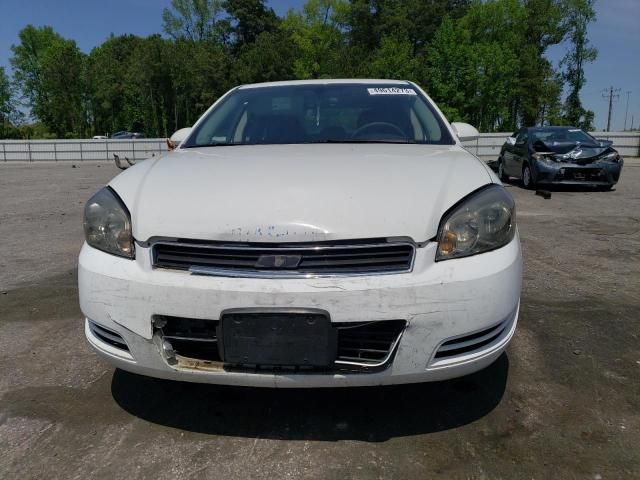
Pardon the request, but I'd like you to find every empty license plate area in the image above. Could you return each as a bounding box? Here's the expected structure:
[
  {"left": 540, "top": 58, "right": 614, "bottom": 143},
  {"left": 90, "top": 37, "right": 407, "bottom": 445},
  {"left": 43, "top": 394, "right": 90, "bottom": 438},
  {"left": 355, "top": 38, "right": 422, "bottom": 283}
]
[{"left": 218, "top": 310, "right": 337, "bottom": 367}]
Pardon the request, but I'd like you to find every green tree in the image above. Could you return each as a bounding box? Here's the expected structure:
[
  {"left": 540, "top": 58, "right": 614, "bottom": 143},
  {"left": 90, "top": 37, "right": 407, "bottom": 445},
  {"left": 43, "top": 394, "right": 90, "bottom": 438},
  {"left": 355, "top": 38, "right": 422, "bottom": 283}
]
[
  {"left": 427, "top": 0, "right": 574, "bottom": 130},
  {"left": 167, "top": 39, "right": 232, "bottom": 126},
  {"left": 426, "top": 8, "right": 520, "bottom": 131},
  {"left": 346, "top": 0, "right": 470, "bottom": 57},
  {"left": 222, "top": 0, "right": 279, "bottom": 50},
  {"left": 378, "top": 0, "right": 471, "bottom": 55},
  {"left": 0, "top": 67, "right": 18, "bottom": 137},
  {"left": 368, "top": 36, "right": 418, "bottom": 80},
  {"left": 162, "top": 0, "right": 224, "bottom": 42},
  {"left": 516, "top": 0, "right": 567, "bottom": 127},
  {"left": 538, "top": 69, "right": 565, "bottom": 126},
  {"left": 233, "top": 31, "right": 297, "bottom": 83},
  {"left": 11, "top": 25, "right": 87, "bottom": 137},
  {"left": 86, "top": 35, "right": 144, "bottom": 135},
  {"left": 282, "top": 0, "right": 349, "bottom": 79},
  {"left": 5, "top": 0, "right": 599, "bottom": 137},
  {"left": 561, "top": 0, "right": 597, "bottom": 129},
  {"left": 423, "top": 17, "right": 475, "bottom": 122}
]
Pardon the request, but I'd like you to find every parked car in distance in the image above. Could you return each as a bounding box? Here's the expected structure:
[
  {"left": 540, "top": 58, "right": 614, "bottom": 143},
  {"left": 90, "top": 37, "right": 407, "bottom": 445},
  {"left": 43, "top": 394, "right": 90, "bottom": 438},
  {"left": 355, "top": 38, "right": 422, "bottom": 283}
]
[
  {"left": 498, "top": 126, "right": 623, "bottom": 189},
  {"left": 111, "top": 131, "right": 146, "bottom": 139},
  {"left": 80, "top": 79, "right": 522, "bottom": 388},
  {"left": 92, "top": 135, "right": 108, "bottom": 140}
]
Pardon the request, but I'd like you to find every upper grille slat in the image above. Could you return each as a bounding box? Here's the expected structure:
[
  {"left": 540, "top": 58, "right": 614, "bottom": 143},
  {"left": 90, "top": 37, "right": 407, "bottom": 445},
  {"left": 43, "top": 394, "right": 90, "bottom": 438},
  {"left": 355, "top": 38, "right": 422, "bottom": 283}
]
[
  {"left": 152, "top": 240, "right": 415, "bottom": 278},
  {"left": 299, "top": 255, "right": 411, "bottom": 268}
]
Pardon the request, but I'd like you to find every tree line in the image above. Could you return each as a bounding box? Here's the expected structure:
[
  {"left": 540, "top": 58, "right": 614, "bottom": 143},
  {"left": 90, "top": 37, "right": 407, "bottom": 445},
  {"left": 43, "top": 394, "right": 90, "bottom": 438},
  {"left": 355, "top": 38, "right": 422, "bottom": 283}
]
[{"left": 0, "top": 0, "right": 597, "bottom": 139}]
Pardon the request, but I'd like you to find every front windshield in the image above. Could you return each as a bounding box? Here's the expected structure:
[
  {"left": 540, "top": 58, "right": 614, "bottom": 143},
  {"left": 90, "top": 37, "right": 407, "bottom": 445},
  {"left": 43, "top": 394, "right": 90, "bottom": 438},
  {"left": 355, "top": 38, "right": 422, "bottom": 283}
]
[
  {"left": 531, "top": 128, "right": 596, "bottom": 145},
  {"left": 183, "top": 83, "right": 455, "bottom": 147}
]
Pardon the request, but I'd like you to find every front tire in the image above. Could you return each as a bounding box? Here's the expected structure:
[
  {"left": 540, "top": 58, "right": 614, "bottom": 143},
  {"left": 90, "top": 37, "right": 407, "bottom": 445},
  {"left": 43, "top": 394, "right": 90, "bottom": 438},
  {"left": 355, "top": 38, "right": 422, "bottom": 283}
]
[
  {"left": 522, "top": 164, "right": 534, "bottom": 189},
  {"left": 498, "top": 157, "right": 509, "bottom": 182}
]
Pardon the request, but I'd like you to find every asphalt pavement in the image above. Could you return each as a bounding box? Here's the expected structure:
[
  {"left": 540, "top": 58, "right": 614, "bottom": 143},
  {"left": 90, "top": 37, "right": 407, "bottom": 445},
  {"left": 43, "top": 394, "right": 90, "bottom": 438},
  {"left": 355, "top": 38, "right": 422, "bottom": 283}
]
[{"left": 1, "top": 160, "right": 639, "bottom": 479}]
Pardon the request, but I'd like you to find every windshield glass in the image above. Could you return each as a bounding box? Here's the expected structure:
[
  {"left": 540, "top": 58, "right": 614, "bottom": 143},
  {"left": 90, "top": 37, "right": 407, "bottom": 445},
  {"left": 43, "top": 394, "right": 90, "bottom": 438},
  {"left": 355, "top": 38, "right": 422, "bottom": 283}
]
[
  {"left": 530, "top": 128, "right": 596, "bottom": 145},
  {"left": 183, "top": 83, "right": 455, "bottom": 147}
]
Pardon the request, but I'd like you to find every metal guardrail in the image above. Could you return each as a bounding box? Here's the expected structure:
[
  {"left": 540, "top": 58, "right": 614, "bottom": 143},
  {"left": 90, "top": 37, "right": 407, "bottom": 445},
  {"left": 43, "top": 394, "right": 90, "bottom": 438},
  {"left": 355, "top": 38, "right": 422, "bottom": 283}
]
[
  {"left": 0, "top": 139, "right": 167, "bottom": 162},
  {"left": 0, "top": 133, "right": 638, "bottom": 162}
]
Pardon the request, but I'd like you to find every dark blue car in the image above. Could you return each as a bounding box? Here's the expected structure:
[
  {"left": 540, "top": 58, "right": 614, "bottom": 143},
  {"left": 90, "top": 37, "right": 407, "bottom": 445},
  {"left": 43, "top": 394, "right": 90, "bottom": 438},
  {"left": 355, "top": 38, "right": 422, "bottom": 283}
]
[{"left": 497, "top": 126, "right": 623, "bottom": 190}]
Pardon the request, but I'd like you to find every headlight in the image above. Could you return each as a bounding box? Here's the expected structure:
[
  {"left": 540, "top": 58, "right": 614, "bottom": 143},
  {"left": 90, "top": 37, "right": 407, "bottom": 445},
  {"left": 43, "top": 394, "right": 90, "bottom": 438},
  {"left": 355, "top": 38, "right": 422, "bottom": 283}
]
[
  {"left": 83, "top": 187, "right": 134, "bottom": 258},
  {"left": 532, "top": 152, "right": 556, "bottom": 164},
  {"left": 600, "top": 151, "right": 620, "bottom": 162},
  {"left": 436, "top": 185, "right": 515, "bottom": 261}
]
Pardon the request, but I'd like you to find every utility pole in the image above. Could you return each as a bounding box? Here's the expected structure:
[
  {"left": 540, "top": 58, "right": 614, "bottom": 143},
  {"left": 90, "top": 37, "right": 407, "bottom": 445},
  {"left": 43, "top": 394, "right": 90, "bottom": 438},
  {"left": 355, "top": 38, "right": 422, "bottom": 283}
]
[
  {"left": 602, "top": 86, "right": 621, "bottom": 131},
  {"left": 624, "top": 91, "right": 632, "bottom": 131}
]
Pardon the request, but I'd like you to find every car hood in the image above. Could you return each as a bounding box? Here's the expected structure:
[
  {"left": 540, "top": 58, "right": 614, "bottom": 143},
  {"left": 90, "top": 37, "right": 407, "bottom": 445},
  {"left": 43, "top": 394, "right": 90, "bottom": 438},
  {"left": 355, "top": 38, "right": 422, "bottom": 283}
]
[
  {"left": 109, "top": 144, "right": 493, "bottom": 244},
  {"left": 532, "top": 139, "right": 614, "bottom": 161}
]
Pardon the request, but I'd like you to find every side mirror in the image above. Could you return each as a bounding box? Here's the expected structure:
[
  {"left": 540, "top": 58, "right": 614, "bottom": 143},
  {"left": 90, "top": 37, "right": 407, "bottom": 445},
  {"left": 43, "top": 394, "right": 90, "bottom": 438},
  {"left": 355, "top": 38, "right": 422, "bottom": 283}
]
[
  {"left": 167, "top": 127, "right": 192, "bottom": 150},
  {"left": 451, "top": 122, "right": 479, "bottom": 142},
  {"left": 506, "top": 137, "right": 516, "bottom": 146}
]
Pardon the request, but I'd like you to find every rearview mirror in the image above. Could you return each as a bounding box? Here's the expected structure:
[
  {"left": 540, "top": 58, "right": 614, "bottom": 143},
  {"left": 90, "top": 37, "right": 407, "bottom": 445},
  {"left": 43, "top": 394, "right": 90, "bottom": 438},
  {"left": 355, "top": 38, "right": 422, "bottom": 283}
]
[
  {"left": 506, "top": 137, "right": 516, "bottom": 146},
  {"left": 167, "top": 127, "right": 192, "bottom": 150},
  {"left": 451, "top": 122, "right": 479, "bottom": 142}
]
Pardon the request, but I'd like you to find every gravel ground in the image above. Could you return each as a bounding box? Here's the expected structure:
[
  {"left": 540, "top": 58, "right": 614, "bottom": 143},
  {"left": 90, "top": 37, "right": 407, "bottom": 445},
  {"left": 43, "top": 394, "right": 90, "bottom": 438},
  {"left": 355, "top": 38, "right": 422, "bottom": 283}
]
[{"left": 1, "top": 159, "right": 639, "bottom": 479}]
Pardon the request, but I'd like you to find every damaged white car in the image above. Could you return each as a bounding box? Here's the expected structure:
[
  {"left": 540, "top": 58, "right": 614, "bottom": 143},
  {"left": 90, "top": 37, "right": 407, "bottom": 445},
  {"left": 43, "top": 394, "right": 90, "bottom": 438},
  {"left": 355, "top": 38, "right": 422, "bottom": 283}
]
[{"left": 79, "top": 80, "right": 522, "bottom": 387}]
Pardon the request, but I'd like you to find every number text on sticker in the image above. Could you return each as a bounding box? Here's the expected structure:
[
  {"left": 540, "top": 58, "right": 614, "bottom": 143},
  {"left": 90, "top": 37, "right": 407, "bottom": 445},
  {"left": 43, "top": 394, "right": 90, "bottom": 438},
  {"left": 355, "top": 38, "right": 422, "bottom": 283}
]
[{"left": 367, "top": 88, "right": 417, "bottom": 96}]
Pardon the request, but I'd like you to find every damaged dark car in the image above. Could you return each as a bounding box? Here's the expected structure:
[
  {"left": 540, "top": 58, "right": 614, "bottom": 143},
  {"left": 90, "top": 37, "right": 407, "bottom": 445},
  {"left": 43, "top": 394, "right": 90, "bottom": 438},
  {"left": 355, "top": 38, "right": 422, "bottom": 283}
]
[{"left": 498, "top": 126, "right": 623, "bottom": 190}]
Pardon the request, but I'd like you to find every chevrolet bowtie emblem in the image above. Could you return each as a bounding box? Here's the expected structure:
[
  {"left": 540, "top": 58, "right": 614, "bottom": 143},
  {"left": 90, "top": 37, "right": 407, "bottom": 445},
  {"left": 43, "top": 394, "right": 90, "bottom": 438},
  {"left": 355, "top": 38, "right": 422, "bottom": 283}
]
[{"left": 255, "top": 254, "right": 302, "bottom": 269}]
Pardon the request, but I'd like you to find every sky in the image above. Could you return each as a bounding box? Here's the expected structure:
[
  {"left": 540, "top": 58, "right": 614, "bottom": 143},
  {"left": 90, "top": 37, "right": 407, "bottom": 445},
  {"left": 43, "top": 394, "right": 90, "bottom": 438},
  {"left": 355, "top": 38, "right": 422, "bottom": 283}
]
[{"left": 1, "top": 0, "right": 638, "bottom": 131}]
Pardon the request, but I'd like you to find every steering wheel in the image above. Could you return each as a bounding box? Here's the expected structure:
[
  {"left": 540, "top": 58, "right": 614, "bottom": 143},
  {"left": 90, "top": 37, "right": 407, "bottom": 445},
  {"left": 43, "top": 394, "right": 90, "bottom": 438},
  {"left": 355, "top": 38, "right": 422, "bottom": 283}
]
[{"left": 351, "top": 122, "right": 407, "bottom": 140}]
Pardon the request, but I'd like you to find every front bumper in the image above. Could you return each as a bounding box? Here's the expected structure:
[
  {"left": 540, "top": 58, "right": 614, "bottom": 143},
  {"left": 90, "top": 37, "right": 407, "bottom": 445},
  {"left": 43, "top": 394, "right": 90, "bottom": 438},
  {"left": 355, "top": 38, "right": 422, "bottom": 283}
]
[
  {"left": 79, "top": 236, "right": 522, "bottom": 387},
  {"left": 533, "top": 159, "right": 623, "bottom": 185}
]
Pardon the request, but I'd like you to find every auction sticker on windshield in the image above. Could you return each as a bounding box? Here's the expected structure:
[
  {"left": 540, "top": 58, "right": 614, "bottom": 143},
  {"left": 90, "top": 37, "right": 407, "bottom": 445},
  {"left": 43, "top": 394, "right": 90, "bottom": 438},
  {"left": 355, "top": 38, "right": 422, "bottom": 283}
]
[{"left": 367, "top": 88, "right": 417, "bottom": 96}]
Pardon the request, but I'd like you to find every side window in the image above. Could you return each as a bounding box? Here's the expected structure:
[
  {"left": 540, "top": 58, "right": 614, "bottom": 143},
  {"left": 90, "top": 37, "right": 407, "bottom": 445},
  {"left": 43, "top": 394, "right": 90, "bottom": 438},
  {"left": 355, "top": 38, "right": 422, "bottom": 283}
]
[{"left": 515, "top": 129, "right": 528, "bottom": 145}]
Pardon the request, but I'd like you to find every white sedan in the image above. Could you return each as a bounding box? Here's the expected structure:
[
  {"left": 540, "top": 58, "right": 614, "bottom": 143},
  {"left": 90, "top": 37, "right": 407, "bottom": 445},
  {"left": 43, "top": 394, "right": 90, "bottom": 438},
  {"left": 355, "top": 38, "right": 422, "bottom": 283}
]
[{"left": 79, "top": 79, "right": 522, "bottom": 388}]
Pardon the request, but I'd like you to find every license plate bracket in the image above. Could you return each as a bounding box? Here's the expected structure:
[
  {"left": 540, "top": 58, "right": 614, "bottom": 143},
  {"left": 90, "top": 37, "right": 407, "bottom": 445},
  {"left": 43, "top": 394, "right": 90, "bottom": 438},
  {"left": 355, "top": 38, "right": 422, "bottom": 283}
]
[{"left": 218, "top": 309, "right": 336, "bottom": 367}]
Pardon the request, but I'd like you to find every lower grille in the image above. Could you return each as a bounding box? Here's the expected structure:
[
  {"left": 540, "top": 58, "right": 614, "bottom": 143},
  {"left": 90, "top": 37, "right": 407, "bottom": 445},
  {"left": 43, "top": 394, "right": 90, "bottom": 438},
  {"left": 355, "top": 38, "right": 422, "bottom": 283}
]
[
  {"left": 158, "top": 316, "right": 221, "bottom": 361},
  {"left": 435, "top": 320, "right": 508, "bottom": 359},
  {"left": 155, "top": 316, "right": 406, "bottom": 371},
  {"left": 335, "top": 320, "right": 406, "bottom": 367},
  {"left": 558, "top": 168, "right": 606, "bottom": 182},
  {"left": 88, "top": 321, "right": 129, "bottom": 352},
  {"left": 152, "top": 240, "right": 415, "bottom": 278}
]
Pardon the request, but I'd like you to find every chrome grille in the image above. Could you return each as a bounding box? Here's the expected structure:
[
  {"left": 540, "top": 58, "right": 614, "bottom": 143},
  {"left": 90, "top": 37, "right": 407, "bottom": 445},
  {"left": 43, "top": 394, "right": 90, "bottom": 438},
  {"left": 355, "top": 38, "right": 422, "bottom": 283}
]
[
  {"left": 155, "top": 315, "right": 405, "bottom": 371},
  {"left": 152, "top": 240, "right": 415, "bottom": 277}
]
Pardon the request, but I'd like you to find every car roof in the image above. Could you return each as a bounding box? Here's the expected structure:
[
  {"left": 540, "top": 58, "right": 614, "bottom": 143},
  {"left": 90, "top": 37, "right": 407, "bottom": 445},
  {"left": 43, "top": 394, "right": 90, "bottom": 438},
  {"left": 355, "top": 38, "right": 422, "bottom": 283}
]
[{"left": 238, "top": 79, "right": 412, "bottom": 90}]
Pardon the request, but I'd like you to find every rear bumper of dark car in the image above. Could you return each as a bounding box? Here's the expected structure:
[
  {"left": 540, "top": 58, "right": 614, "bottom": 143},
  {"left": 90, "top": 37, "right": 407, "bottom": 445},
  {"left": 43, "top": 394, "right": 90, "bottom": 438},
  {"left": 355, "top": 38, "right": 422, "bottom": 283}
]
[{"left": 533, "top": 159, "right": 623, "bottom": 186}]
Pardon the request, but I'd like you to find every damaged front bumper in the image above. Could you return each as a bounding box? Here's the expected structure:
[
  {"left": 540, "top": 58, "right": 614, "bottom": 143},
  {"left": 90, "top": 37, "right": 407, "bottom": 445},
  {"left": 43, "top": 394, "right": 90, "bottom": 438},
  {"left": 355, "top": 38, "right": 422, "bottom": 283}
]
[
  {"left": 533, "top": 158, "right": 623, "bottom": 186},
  {"left": 79, "top": 235, "right": 522, "bottom": 387}
]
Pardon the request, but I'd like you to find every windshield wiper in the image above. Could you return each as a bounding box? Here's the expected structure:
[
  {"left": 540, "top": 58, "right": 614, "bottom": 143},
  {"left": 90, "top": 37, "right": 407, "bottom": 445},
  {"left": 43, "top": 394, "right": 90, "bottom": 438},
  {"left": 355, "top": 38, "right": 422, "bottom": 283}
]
[
  {"left": 184, "top": 139, "right": 418, "bottom": 147},
  {"left": 182, "top": 142, "right": 238, "bottom": 148},
  {"left": 313, "top": 139, "right": 416, "bottom": 144}
]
